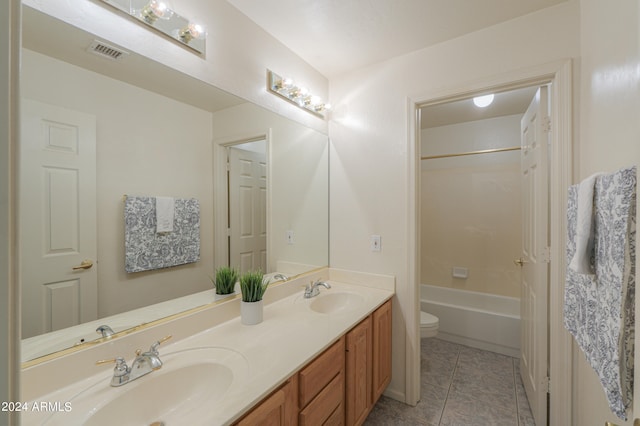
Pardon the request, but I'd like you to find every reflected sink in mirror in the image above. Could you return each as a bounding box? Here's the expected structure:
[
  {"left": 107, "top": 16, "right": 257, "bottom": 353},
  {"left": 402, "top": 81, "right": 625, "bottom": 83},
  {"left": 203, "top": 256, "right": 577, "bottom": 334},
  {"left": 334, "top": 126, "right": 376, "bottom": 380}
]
[
  {"left": 22, "top": 322, "right": 138, "bottom": 362},
  {"left": 41, "top": 347, "right": 249, "bottom": 426},
  {"left": 309, "top": 292, "right": 364, "bottom": 314}
]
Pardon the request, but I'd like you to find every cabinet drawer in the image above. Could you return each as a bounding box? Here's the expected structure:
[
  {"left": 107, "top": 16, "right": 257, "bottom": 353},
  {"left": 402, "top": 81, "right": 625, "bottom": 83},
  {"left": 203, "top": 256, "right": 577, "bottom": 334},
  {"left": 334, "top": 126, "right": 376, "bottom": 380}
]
[
  {"left": 299, "top": 336, "right": 345, "bottom": 407},
  {"left": 324, "top": 403, "right": 345, "bottom": 426},
  {"left": 299, "top": 371, "right": 344, "bottom": 426}
]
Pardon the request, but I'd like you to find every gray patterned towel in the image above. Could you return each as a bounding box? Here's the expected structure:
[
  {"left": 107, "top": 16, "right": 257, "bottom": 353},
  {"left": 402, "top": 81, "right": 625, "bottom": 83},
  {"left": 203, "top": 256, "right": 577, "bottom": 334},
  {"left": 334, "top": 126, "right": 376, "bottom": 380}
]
[
  {"left": 564, "top": 166, "right": 636, "bottom": 420},
  {"left": 124, "top": 196, "right": 200, "bottom": 273}
]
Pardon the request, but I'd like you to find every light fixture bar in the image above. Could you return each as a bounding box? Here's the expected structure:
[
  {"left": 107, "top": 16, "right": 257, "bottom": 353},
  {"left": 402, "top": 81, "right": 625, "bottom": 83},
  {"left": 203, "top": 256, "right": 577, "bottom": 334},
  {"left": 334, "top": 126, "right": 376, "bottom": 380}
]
[
  {"left": 267, "top": 70, "right": 330, "bottom": 118},
  {"left": 99, "top": 0, "right": 206, "bottom": 55}
]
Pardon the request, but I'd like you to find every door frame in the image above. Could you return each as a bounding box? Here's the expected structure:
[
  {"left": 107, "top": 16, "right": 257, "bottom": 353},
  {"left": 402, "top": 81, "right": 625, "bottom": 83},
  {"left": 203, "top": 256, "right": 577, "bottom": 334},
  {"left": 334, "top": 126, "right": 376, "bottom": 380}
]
[
  {"left": 407, "top": 60, "right": 572, "bottom": 425},
  {"left": 213, "top": 132, "right": 271, "bottom": 271}
]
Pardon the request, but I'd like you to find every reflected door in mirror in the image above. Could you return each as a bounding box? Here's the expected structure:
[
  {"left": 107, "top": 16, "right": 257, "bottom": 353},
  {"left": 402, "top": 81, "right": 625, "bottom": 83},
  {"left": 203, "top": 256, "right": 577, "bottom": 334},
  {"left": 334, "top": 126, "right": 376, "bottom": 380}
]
[
  {"left": 228, "top": 145, "right": 267, "bottom": 273},
  {"left": 20, "top": 99, "right": 98, "bottom": 338}
]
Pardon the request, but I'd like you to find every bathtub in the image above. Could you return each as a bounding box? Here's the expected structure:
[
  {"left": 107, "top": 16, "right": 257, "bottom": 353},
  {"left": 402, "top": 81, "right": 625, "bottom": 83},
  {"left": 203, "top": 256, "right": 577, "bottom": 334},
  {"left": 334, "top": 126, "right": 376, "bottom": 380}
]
[{"left": 420, "top": 284, "right": 521, "bottom": 357}]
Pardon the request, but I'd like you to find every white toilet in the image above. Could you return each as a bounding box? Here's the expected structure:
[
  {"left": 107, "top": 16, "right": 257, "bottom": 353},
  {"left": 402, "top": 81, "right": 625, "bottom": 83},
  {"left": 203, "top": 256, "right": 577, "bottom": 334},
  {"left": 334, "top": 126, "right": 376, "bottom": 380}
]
[{"left": 420, "top": 311, "right": 439, "bottom": 338}]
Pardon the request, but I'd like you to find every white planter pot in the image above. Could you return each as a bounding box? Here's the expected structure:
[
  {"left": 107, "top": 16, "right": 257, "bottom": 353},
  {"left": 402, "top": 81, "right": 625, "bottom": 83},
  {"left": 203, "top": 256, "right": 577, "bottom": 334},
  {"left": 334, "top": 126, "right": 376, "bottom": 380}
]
[
  {"left": 240, "top": 300, "right": 263, "bottom": 325},
  {"left": 214, "top": 291, "right": 235, "bottom": 302}
]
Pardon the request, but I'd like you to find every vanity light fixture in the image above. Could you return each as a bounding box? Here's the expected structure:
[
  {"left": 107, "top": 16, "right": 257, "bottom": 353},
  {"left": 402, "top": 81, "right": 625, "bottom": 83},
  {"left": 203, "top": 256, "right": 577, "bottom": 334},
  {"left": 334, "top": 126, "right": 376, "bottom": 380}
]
[
  {"left": 100, "top": 0, "right": 207, "bottom": 54},
  {"left": 139, "top": 0, "right": 173, "bottom": 24},
  {"left": 267, "top": 70, "right": 331, "bottom": 118},
  {"left": 473, "top": 94, "right": 495, "bottom": 108},
  {"left": 178, "top": 22, "right": 206, "bottom": 44}
]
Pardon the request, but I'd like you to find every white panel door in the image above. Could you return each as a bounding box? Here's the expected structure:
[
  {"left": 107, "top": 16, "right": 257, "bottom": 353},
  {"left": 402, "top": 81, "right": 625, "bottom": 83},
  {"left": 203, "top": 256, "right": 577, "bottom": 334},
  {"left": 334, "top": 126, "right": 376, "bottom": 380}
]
[
  {"left": 229, "top": 147, "right": 267, "bottom": 274},
  {"left": 20, "top": 99, "right": 98, "bottom": 338},
  {"left": 519, "top": 86, "right": 549, "bottom": 425}
]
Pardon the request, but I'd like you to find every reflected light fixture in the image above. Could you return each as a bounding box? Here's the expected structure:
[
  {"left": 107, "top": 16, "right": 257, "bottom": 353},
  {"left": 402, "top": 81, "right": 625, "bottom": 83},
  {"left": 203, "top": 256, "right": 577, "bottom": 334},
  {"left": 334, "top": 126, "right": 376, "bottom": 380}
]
[
  {"left": 473, "top": 94, "right": 495, "bottom": 108},
  {"left": 267, "top": 70, "right": 331, "bottom": 118},
  {"left": 140, "top": 0, "right": 174, "bottom": 24},
  {"left": 179, "top": 22, "right": 207, "bottom": 43},
  {"left": 100, "top": 0, "right": 207, "bottom": 54}
]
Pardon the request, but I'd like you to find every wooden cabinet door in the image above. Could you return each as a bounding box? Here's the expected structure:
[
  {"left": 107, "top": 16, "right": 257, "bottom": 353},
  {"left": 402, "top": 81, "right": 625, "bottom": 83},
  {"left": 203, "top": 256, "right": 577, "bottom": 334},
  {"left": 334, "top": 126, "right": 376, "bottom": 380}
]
[
  {"left": 346, "top": 316, "right": 372, "bottom": 426},
  {"left": 236, "top": 375, "right": 298, "bottom": 426},
  {"left": 372, "top": 300, "right": 392, "bottom": 403}
]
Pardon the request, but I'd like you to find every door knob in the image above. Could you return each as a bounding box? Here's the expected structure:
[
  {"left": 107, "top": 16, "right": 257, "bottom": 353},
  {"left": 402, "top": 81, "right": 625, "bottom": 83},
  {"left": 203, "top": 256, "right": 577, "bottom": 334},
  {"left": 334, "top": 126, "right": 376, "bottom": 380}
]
[
  {"left": 72, "top": 259, "right": 94, "bottom": 270},
  {"left": 513, "top": 257, "right": 528, "bottom": 267}
]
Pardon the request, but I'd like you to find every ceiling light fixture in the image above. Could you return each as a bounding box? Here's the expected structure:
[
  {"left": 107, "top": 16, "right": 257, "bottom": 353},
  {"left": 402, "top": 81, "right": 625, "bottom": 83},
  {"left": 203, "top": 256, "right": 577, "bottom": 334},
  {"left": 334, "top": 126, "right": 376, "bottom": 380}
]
[
  {"left": 267, "top": 70, "right": 331, "bottom": 118},
  {"left": 473, "top": 94, "right": 495, "bottom": 108}
]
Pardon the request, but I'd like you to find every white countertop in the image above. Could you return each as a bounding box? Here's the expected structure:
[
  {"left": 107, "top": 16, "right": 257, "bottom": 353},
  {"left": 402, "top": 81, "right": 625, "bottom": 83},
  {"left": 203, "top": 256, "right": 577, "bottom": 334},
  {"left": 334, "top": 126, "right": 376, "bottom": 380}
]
[{"left": 21, "top": 273, "right": 394, "bottom": 426}]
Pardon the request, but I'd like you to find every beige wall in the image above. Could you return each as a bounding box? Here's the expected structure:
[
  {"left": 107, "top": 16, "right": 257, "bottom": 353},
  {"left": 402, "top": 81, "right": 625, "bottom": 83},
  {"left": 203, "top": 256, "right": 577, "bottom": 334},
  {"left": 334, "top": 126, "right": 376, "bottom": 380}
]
[
  {"left": 21, "top": 49, "right": 215, "bottom": 317},
  {"left": 329, "top": 1, "right": 579, "bottom": 402},
  {"left": 421, "top": 115, "right": 522, "bottom": 298},
  {"left": 573, "top": 0, "right": 640, "bottom": 424}
]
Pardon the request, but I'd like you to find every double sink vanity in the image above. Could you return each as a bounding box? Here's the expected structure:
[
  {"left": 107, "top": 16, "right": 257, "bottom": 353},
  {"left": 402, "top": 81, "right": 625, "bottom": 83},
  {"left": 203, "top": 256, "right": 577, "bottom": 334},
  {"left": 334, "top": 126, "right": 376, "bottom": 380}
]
[{"left": 21, "top": 268, "right": 394, "bottom": 425}]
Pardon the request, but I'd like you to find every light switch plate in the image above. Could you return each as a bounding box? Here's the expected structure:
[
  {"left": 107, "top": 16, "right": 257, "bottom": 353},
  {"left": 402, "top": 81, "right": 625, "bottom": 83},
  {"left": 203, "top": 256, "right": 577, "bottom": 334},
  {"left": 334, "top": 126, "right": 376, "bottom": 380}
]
[{"left": 370, "top": 235, "right": 381, "bottom": 252}]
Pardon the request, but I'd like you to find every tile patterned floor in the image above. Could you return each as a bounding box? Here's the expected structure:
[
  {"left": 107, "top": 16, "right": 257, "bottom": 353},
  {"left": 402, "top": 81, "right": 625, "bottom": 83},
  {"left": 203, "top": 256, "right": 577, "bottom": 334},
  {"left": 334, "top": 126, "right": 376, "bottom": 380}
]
[{"left": 365, "top": 338, "right": 536, "bottom": 426}]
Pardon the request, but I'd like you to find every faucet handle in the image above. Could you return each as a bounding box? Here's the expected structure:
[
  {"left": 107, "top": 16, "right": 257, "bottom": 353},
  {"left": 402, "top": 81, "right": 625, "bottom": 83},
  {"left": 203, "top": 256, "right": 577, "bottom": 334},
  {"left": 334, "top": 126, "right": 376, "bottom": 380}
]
[
  {"left": 96, "top": 356, "right": 131, "bottom": 386},
  {"left": 158, "top": 335, "right": 172, "bottom": 345},
  {"left": 96, "top": 356, "right": 129, "bottom": 375},
  {"left": 96, "top": 356, "right": 124, "bottom": 365},
  {"left": 149, "top": 335, "right": 172, "bottom": 353}
]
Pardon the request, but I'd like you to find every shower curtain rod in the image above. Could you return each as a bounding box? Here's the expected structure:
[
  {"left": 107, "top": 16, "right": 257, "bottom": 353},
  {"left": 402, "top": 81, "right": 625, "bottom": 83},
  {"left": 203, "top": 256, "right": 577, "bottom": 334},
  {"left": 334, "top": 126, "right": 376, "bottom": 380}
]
[{"left": 421, "top": 146, "right": 521, "bottom": 161}]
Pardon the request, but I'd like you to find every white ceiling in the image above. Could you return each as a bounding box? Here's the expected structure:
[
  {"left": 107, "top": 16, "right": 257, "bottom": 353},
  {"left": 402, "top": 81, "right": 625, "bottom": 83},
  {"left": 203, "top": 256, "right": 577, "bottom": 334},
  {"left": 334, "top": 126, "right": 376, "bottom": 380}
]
[{"left": 226, "top": 0, "right": 567, "bottom": 78}]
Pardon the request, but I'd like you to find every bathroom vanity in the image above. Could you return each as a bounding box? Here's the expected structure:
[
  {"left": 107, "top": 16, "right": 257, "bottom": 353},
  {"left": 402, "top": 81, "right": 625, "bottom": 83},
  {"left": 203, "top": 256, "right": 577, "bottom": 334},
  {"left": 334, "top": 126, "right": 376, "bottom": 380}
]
[
  {"left": 236, "top": 299, "right": 392, "bottom": 425},
  {"left": 21, "top": 269, "right": 394, "bottom": 425}
]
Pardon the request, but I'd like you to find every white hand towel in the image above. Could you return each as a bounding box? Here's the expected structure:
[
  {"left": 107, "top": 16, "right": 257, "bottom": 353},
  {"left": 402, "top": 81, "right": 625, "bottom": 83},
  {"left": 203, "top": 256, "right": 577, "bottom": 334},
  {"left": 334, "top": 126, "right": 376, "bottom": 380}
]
[
  {"left": 568, "top": 173, "right": 603, "bottom": 274},
  {"left": 156, "top": 196, "right": 175, "bottom": 233}
]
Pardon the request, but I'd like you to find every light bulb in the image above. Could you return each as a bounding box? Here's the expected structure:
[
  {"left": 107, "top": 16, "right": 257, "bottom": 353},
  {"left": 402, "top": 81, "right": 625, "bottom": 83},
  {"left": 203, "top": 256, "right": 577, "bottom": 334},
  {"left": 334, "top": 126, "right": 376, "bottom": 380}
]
[
  {"left": 140, "top": 0, "right": 174, "bottom": 24},
  {"left": 179, "top": 22, "right": 206, "bottom": 43},
  {"left": 473, "top": 94, "right": 494, "bottom": 108},
  {"left": 282, "top": 78, "right": 294, "bottom": 88}
]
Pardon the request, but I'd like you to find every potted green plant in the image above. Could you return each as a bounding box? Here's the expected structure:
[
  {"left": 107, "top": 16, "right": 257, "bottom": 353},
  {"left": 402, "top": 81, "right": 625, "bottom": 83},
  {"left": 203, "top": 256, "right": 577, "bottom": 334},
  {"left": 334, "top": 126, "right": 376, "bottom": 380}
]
[
  {"left": 239, "top": 270, "right": 270, "bottom": 325},
  {"left": 211, "top": 266, "right": 238, "bottom": 301}
]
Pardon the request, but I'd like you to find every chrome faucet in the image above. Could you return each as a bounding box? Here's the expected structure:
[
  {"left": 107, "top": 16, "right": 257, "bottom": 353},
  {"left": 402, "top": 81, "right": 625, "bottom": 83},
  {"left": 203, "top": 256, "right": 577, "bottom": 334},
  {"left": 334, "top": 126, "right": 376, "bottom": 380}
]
[
  {"left": 273, "top": 273, "right": 289, "bottom": 281},
  {"left": 96, "top": 325, "right": 115, "bottom": 338},
  {"left": 97, "top": 335, "right": 172, "bottom": 387},
  {"left": 304, "top": 279, "right": 331, "bottom": 298}
]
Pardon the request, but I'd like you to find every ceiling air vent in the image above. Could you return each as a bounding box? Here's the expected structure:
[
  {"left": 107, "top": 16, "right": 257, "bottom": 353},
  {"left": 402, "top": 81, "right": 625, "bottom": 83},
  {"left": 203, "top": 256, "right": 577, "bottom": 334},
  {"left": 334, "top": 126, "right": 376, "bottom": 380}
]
[{"left": 86, "top": 40, "right": 129, "bottom": 61}]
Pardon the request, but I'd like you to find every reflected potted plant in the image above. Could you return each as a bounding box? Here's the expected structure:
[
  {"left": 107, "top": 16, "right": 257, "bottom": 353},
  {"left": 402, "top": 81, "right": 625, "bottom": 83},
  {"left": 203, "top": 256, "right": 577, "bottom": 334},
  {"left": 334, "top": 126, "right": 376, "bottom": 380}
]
[
  {"left": 211, "top": 266, "right": 239, "bottom": 301},
  {"left": 239, "top": 270, "right": 270, "bottom": 325}
]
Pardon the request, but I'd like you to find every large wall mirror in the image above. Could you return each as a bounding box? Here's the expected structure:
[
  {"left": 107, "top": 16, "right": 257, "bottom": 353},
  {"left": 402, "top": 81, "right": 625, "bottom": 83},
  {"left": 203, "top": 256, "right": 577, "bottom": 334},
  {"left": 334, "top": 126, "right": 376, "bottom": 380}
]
[{"left": 20, "top": 6, "right": 329, "bottom": 363}]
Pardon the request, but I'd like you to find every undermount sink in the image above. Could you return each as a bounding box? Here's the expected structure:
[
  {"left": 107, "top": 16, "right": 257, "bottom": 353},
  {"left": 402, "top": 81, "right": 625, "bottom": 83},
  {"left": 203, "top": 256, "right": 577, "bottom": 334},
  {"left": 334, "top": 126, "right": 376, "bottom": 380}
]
[
  {"left": 309, "top": 291, "right": 364, "bottom": 314},
  {"left": 42, "top": 347, "right": 249, "bottom": 426}
]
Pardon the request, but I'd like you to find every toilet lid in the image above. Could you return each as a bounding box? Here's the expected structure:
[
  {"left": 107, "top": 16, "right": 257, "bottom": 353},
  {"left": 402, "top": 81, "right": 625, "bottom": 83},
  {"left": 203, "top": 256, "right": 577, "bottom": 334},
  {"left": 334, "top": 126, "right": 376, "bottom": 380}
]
[{"left": 421, "top": 311, "right": 439, "bottom": 327}]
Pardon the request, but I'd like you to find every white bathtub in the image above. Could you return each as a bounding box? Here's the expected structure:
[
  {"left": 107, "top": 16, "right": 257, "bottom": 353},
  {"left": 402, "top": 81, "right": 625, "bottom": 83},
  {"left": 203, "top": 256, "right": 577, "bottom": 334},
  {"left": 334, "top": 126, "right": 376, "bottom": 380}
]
[{"left": 420, "top": 284, "right": 521, "bottom": 357}]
